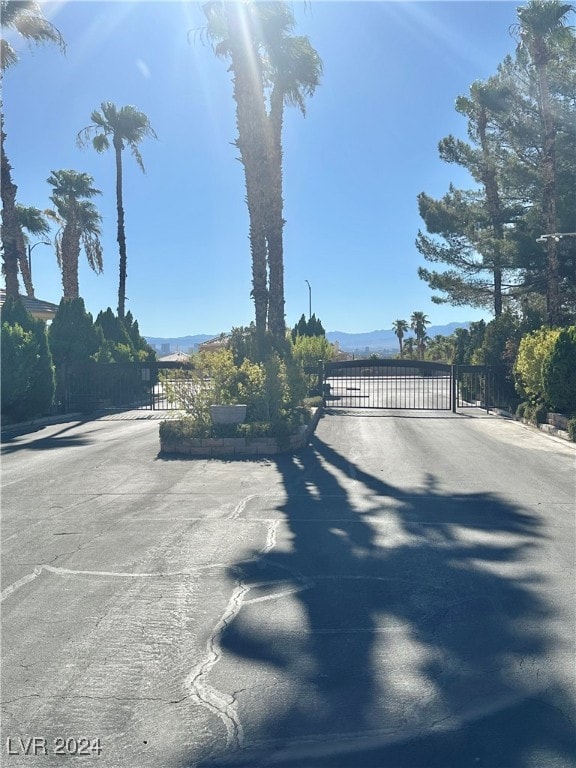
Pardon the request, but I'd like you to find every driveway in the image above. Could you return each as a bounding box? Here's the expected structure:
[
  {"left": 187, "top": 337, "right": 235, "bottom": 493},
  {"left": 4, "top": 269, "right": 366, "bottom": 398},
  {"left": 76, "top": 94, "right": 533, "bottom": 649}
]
[{"left": 1, "top": 410, "right": 575, "bottom": 767}]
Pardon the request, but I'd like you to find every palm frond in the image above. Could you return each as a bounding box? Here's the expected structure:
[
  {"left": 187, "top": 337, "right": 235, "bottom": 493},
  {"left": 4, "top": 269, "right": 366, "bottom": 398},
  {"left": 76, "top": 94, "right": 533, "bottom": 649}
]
[
  {"left": 0, "top": 0, "right": 65, "bottom": 70},
  {"left": 0, "top": 38, "right": 17, "bottom": 69},
  {"left": 82, "top": 233, "right": 104, "bottom": 274},
  {"left": 15, "top": 203, "right": 51, "bottom": 236}
]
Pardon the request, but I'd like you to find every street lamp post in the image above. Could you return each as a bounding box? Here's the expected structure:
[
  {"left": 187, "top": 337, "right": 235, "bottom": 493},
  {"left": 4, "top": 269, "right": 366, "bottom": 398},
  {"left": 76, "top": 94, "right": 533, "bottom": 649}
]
[
  {"left": 28, "top": 240, "right": 51, "bottom": 284},
  {"left": 536, "top": 232, "right": 576, "bottom": 243},
  {"left": 305, "top": 279, "right": 311, "bottom": 320}
]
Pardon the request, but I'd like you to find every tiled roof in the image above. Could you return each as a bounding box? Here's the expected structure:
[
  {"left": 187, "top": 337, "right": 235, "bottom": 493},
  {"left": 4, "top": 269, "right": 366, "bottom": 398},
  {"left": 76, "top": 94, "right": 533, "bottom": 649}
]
[{"left": 0, "top": 289, "right": 59, "bottom": 321}]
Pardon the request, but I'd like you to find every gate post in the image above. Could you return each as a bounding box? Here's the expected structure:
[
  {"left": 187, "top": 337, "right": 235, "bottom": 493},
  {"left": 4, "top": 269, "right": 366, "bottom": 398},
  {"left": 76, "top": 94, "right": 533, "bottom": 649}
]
[
  {"left": 451, "top": 365, "right": 457, "bottom": 413},
  {"left": 318, "top": 360, "right": 325, "bottom": 405}
]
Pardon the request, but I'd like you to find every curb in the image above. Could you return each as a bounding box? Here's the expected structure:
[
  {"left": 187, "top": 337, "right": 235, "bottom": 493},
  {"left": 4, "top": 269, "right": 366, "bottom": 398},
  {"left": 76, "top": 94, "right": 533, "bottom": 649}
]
[
  {"left": 489, "top": 408, "right": 573, "bottom": 443},
  {"left": 1, "top": 412, "right": 84, "bottom": 437}
]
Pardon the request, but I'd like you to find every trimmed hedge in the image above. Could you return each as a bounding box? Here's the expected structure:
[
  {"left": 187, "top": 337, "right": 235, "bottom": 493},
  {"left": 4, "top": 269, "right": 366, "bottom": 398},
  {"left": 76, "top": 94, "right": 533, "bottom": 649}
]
[
  {"left": 542, "top": 327, "right": 576, "bottom": 416},
  {"left": 514, "top": 326, "right": 576, "bottom": 416},
  {"left": 1, "top": 297, "right": 55, "bottom": 422}
]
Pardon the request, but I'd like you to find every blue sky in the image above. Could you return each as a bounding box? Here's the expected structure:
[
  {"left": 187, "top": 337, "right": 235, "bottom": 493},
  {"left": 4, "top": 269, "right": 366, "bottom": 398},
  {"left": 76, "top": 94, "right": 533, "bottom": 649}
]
[{"left": 3, "top": 0, "right": 521, "bottom": 337}]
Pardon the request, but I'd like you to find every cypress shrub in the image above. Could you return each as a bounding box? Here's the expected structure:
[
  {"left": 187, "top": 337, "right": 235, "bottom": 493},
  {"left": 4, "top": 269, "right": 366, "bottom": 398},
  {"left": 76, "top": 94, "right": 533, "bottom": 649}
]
[
  {"left": 514, "top": 328, "right": 560, "bottom": 404},
  {"left": 542, "top": 327, "right": 576, "bottom": 416},
  {"left": 49, "top": 297, "right": 101, "bottom": 368},
  {"left": 1, "top": 297, "right": 55, "bottom": 422}
]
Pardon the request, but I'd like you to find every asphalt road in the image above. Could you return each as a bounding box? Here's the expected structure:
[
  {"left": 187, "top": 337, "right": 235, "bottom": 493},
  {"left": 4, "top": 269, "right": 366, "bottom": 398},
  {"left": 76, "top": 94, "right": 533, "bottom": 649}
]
[{"left": 1, "top": 409, "right": 575, "bottom": 768}]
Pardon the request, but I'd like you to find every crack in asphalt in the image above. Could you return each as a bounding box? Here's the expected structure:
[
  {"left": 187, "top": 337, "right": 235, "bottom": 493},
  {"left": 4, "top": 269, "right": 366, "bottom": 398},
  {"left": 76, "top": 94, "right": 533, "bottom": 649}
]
[
  {"left": 182, "top": 517, "right": 313, "bottom": 754},
  {"left": 0, "top": 563, "right": 231, "bottom": 603},
  {"left": 228, "top": 493, "right": 258, "bottom": 520},
  {"left": 1, "top": 693, "right": 185, "bottom": 705},
  {"left": 184, "top": 583, "right": 250, "bottom": 750}
]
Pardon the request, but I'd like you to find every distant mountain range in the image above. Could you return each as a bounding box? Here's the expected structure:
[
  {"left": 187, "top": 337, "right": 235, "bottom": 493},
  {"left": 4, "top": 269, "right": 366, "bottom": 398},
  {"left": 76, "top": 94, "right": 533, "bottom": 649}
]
[
  {"left": 145, "top": 334, "right": 215, "bottom": 353},
  {"left": 326, "top": 322, "right": 471, "bottom": 352},
  {"left": 145, "top": 322, "right": 472, "bottom": 355}
]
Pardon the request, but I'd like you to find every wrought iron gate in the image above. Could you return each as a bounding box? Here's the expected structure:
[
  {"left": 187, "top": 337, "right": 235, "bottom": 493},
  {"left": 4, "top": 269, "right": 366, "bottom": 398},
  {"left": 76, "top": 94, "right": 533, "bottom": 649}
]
[
  {"left": 58, "top": 359, "right": 492, "bottom": 416},
  {"left": 58, "top": 361, "right": 193, "bottom": 414},
  {"left": 323, "top": 359, "right": 491, "bottom": 412}
]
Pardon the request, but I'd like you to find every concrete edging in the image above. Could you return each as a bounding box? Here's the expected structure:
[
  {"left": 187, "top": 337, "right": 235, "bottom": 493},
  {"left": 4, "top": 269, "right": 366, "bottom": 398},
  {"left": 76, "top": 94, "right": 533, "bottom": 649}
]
[
  {"left": 159, "top": 407, "right": 323, "bottom": 457},
  {"left": 490, "top": 408, "right": 573, "bottom": 442}
]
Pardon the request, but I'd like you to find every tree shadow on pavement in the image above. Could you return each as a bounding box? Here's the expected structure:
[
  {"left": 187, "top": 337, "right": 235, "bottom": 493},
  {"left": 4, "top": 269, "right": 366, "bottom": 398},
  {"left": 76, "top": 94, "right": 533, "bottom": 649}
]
[
  {"left": 0, "top": 422, "right": 95, "bottom": 454},
  {"left": 195, "top": 433, "right": 575, "bottom": 768}
]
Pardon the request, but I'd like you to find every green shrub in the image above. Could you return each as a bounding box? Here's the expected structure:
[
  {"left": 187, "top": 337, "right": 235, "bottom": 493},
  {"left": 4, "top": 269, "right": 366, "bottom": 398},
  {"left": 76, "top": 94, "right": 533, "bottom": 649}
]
[
  {"left": 49, "top": 297, "right": 102, "bottom": 368},
  {"left": 523, "top": 402, "right": 548, "bottom": 425},
  {"left": 159, "top": 406, "right": 312, "bottom": 446},
  {"left": 568, "top": 418, "right": 576, "bottom": 442},
  {"left": 124, "top": 311, "right": 156, "bottom": 361},
  {"left": 95, "top": 308, "right": 144, "bottom": 363},
  {"left": 159, "top": 345, "right": 312, "bottom": 445},
  {"left": 1, "top": 297, "right": 55, "bottom": 422},
  {"left": 471, "top": 312, "right": 522, "bottom": 409},
  {"left": 541, "top": 326, "right": 576, "bottom": 416},
  {"left": 160, "top": 349, "right": 267, "bottom": 427},
  {"left": 292, "top": 335, "right": 334, "bottom": 397},
  {"left": 292, "top": 334, "right": 335, "bottom": 367},
  {"left": 514, "top": 327, "right": 561, "bottom": 404},
  {"left": 516, "top": 402, "right": 528, "bottom": 418},
  {"left": 291, "top": 313, "right": 326, "bottom": 342}
]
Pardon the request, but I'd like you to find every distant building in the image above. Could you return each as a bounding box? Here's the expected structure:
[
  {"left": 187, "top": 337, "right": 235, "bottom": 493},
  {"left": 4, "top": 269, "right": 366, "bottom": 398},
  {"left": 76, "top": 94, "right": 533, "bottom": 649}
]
[
  {"left": 198, "top": 334, "right": 230, "bottom": 353},
  {"left": 160, "top": 343, "right": 171, "bottom": 356},
  {"left": 158, "top": 351, "right": 191, "bottom": 363}
]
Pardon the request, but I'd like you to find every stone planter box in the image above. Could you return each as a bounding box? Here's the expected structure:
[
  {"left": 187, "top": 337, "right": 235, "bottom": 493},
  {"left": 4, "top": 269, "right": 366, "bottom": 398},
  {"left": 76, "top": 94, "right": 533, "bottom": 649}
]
[
  {"left": 160, "top": 408, "right": 322, "bottom": 458},
  {"left": 210, "top": 404, "right": 247, "bottom": 424}
]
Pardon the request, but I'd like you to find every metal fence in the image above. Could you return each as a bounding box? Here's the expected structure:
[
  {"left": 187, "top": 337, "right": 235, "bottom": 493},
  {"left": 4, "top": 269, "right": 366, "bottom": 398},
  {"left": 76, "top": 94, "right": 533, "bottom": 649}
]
[
  {"left": 321, "top": 359, "right": 493, "bottom": 413},
  {"left": 456, "top": 365, "right": 491, "bottom": 410},
  {"left": 323, "top": 359, "right": 453, "bottom": 410},
  {"left": 57, "top": 359, "right": 495, "bottom": 416},
  {"left": 58, "top": 361, "right": 194, "bottom": 414}
]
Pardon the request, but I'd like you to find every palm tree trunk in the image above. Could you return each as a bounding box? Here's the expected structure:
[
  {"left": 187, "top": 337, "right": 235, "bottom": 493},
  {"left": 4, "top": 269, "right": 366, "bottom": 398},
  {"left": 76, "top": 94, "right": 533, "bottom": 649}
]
[
  {"left": 60, "top": 225, "right": 80, "bottom": 299},
  {"left": 114, "top": 137, "right": 127, "bottom": 319},
  {"left": 1, "top": 122, "right": 26, "bottom": 298},
  {"left": 225, "top": 2, "right": 270, "bottom": 344},
  {"left": 267, "top": 86, "right": 286, "bottom": 341},
  {"left": 19, "top": 249, "right": 34, "bottom": 297}
]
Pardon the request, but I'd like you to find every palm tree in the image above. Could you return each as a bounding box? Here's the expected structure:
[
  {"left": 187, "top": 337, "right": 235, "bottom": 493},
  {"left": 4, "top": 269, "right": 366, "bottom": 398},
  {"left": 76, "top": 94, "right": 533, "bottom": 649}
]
[
  {"left": 77, "top": 102, "right": 156, "bottom": 319},
  {"left": 203, "top": 1, "right": 271, "bottom": 344},
  {"left": 410, "top": 311, "right": 431, "bottom": 359},
  {"left": 47, "top": 170, "right": 103, "bottom": 300},
  {"left": 203, "top": 1, "right": 322, "bottom": 345},
  {"left": 403, "top": 337, "right": 416, "bottom": 360},
  {"left": 265, "top": 24, "right": 322, "bottom": 339},
  {"left": 514, "top": 0, "right": 574, "bottom": 325},
  {"left": 15, "top": 204, "right": 51, "bottom": 297},
  {"left": 1, "top": 1, "right": 64, "bottom": 297},
  {"left": 392, "top": 319, "right": 409, "bottom": 358}
]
